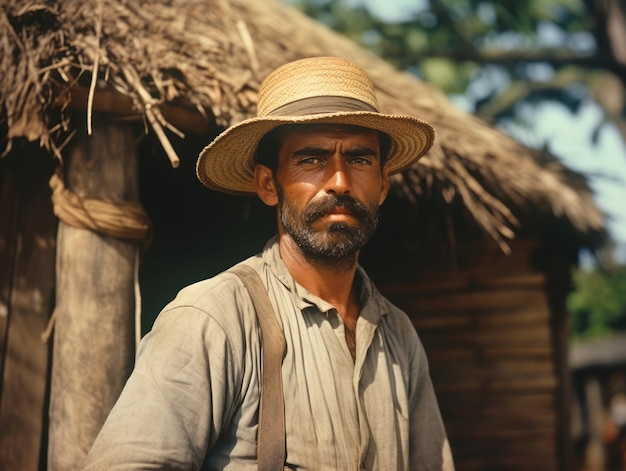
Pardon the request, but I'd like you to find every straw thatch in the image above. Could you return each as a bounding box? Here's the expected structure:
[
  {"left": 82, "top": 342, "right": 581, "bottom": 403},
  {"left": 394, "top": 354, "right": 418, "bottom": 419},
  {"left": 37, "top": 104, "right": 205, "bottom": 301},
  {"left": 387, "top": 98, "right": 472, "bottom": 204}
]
[{"left": 0, "top": 0, "right": 605, "bottom": 250}]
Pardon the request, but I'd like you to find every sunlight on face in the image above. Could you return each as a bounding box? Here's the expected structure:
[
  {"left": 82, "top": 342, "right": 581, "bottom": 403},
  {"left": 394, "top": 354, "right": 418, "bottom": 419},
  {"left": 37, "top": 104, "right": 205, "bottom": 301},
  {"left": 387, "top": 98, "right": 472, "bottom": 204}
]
[{"left": 272, "top": 124, "right": 388, "bottom": 266}]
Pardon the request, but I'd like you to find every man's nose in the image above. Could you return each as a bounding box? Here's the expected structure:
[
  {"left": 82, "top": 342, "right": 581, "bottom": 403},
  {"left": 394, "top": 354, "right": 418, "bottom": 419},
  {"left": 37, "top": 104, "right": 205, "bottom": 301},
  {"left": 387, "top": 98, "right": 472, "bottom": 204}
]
[{"left": 324, "top": 157, "right": 351, "bottom": 194}]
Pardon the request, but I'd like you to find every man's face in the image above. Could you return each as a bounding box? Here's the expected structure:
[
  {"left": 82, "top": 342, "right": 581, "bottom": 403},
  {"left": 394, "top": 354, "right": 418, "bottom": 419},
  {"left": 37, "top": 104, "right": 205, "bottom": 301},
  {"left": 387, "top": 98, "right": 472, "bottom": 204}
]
[{"left": 269, "top": 124, "right": 389, "bottom": 264}]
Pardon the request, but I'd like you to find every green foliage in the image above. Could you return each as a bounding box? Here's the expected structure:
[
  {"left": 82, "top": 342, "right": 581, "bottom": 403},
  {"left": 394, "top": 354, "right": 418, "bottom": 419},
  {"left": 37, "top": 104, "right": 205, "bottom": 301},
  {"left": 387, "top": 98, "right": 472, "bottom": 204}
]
[
  {"left": 568, "top": 266, "right": 626, "bottom": 340},
  {"left": 283, "top": 0, "right": 618, "bottom": 128},
  {"left": 421, "top": 57, "right": 471, "bottom": 93}
]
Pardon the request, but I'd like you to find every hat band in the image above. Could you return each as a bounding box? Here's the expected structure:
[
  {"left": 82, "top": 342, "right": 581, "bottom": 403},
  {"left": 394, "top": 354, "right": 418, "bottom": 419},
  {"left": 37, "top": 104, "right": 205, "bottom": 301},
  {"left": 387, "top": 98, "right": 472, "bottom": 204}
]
[{"left": 265, "top": 96, "right": 378, "bottom": 117}]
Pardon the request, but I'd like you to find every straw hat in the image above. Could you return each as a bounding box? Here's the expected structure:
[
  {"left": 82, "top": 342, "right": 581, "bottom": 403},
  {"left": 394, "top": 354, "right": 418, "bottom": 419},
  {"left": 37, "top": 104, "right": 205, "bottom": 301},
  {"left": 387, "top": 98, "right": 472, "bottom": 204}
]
[{"left": 196, "top": 56, "right": 435, "bottom": 194}]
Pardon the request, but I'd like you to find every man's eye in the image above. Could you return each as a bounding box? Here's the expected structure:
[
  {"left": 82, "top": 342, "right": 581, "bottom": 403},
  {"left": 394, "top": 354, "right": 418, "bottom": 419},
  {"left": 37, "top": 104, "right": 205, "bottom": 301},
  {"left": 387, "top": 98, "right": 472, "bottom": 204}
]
[
  {"left": 299, "top": 157, "right": 320, "bottom": 165},
  {"left": 350, "top": 157, "right": 372, "bottom": 165}
]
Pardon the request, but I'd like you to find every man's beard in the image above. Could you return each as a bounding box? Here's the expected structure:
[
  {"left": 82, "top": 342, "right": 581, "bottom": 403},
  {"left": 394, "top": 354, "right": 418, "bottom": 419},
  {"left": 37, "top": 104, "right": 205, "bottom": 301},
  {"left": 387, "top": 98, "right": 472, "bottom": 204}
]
[{"left": 276, "top": 184, "right": 379, "bottom": 268}]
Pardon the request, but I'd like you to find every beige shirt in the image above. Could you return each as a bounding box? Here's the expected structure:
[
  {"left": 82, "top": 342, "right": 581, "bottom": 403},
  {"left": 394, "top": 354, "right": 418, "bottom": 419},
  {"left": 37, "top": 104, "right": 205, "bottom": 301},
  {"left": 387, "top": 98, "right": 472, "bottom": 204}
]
[{"left": 84, "top": 238, "right": 454, "bottom": 470}]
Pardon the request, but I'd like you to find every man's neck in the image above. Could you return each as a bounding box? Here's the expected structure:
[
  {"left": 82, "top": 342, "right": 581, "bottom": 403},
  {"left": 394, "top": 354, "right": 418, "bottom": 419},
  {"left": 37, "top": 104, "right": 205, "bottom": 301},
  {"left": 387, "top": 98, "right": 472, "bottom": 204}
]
[{"left": 277, "top": 234, "right": 359, "bottom": 317}]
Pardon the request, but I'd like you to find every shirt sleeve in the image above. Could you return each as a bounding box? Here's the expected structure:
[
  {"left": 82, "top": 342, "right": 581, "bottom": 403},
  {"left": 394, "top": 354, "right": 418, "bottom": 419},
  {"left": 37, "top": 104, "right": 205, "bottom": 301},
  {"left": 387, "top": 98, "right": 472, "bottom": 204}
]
[
  {"left": 409, "top": 337, "right": 456, "bottom": 471},
  {"left": 83, "top": 305, "right": 241, "bottom": 470}
]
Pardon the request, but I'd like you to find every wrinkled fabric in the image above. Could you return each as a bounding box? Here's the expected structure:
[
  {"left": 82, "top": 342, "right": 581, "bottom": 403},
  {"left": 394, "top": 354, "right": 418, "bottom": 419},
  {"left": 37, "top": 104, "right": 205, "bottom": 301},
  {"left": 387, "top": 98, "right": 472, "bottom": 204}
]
[{"left": 84, "top": 238, "right": 454, "bottom": 471}]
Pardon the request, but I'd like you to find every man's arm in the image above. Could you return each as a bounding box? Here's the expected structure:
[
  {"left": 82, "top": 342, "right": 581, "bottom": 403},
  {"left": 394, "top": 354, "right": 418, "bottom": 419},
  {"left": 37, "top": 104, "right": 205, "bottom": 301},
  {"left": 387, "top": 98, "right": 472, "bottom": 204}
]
[{"left": 83, "top": 305, "right": 241, "bottom": 470}]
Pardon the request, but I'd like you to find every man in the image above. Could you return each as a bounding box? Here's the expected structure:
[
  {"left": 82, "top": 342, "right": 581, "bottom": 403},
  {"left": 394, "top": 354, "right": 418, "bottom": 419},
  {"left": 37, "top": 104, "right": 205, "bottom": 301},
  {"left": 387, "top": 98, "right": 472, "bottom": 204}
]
[{"left": 84, "top": 56, "right": 454, "bottom": 470}]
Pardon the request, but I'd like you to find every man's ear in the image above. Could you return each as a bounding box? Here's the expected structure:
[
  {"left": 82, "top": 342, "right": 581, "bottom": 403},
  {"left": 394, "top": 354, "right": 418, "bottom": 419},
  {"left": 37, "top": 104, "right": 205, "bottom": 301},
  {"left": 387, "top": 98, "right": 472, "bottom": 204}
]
[
  {"left": 378, "top": 168, "right": 390, "bottom": 206},
  {"left": 255, "top": 165, "right": 279, "bottom": 206}
]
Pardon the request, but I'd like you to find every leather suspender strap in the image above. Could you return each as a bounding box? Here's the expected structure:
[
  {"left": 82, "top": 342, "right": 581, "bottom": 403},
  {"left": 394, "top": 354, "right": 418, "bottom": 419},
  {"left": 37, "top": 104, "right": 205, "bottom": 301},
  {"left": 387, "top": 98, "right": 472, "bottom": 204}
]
[{"left": 228, "top": 264, "right": 286, "bottom": 470}]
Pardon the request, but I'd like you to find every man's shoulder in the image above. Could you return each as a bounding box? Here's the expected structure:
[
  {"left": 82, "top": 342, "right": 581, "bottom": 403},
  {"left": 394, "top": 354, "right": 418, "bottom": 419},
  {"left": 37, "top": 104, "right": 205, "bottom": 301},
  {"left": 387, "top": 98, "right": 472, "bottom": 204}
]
[{"left": 160, "top": 255, "right": 265, "bottom": 322}]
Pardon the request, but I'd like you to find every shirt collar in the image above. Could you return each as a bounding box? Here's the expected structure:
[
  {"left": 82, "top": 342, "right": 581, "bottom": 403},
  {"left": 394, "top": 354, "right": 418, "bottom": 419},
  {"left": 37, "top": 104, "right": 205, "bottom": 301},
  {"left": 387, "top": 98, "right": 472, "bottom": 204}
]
[{"left": 261, "top": 236, "right": 389, "bottom": 321}]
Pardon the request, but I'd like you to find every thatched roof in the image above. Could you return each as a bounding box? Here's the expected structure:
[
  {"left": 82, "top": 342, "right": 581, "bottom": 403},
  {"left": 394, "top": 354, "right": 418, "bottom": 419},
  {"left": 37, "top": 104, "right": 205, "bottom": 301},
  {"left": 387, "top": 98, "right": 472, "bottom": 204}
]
[{"left": 0, "top": 0, "right": 605, "bottom": 251}]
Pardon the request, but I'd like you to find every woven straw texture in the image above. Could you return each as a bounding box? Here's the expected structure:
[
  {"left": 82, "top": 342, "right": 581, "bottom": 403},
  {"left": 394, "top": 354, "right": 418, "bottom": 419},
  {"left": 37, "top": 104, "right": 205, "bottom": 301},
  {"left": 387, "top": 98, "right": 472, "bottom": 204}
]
[{"left": 258, "top": 57, "right": 379, "bottom": 115}]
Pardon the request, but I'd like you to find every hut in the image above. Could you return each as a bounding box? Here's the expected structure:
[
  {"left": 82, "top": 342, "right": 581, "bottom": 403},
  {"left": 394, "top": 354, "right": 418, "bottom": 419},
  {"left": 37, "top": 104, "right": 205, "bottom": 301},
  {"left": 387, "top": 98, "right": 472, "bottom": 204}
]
[
  {"left": 0, "top": 0, "right": 606, "bottom": 470},
  {"left": 570, "top": 335, "right": 626, "bottom": 469}
]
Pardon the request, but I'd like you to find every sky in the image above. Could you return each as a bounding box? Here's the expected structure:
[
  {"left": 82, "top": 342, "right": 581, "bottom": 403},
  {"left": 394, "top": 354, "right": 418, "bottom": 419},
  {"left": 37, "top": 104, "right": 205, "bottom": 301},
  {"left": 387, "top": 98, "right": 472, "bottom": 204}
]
[
  {"left": 505, "top": 102, "right": 626, "bottom": 245},
  {"left": 360, "top": 0, "right": 429, "bottom": 21},
  {"left": 360, "top": 0, "right": 626, "bottom": 260}
]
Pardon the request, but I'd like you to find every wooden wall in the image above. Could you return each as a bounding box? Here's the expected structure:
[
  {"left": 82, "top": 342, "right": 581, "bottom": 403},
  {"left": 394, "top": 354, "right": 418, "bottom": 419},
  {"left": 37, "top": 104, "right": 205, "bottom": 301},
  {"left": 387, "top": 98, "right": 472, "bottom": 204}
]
[
  {"left": 0, "top": 147, "right": 57, "bottom": 470},
  {"left": 365, "top": 238, "right": 572, "bottom": 471}
]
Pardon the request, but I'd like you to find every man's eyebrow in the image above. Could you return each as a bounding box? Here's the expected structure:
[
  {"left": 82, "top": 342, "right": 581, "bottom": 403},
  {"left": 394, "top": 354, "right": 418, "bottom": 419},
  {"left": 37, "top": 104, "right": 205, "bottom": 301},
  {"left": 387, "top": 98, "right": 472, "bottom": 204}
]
[
  {"left": 292, "top": 146, "right": 332, "bottom": 157},
  {"left": 344, "top": 146, "right": 379, "bottom": 157}
]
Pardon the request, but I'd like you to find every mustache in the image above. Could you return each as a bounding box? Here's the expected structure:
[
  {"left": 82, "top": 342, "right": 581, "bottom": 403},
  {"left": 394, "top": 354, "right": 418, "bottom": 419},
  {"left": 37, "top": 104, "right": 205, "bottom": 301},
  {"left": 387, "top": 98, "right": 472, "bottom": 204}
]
[{"left": 303, "top": 195, "right": 370, "bottom": 224}]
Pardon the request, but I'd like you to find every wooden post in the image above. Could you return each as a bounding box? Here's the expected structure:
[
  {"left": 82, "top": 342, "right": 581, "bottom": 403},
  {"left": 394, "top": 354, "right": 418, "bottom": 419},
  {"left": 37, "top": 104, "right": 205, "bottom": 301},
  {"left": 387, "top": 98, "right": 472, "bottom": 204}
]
[
  {"left": 585, "top": 377, "right": 606, "bottom": 471},
  {"left": 48, "top": 119, "right": 140, "bottom": 470}
]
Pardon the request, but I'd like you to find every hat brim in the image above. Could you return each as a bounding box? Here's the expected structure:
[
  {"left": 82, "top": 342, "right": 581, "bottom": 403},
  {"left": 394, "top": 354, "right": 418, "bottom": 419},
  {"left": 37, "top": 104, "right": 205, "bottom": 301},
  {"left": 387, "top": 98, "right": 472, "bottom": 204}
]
[{"left": 196, "top": 111, "right": 435, "bottom": 195}]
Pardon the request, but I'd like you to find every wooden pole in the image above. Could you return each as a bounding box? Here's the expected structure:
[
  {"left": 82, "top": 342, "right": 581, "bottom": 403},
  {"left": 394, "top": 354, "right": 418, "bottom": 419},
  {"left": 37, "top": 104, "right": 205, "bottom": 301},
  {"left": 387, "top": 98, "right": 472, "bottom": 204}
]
[{"left": 47, "top": 119, "right": 140, "bottom": 470}]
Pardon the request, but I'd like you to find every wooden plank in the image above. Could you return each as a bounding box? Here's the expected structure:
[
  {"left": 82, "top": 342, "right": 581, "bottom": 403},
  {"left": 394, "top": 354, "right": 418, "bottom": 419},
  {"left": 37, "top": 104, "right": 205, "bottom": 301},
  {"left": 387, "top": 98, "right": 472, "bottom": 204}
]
[
  {"left": 425, "top": 344, "right": 553, "bottom": 361},
  {"left": 453, "top": 445, "right": 557, "bottom": 458},
  {"left": 453, "top": 458, "right": 557, "bottom": 471},
  {"left": 451, "top": 439, "right": 557, "bottom": 458},
  {"left": 430, "top": 359, "right": 554, "bottom": 381},
  {"left": 480, "top": 358, "right": 554, "bottom": 376},
  {"left": 427, "top": 352, "right": 478, "bottom": 372},
  {"left": 425, "top": 346, "right": 477, "bottom": 360},
  {"left": 453, "top": 456, "right": 558, "bottom": 471},
  {"left": 381, "top": 272, "right": 546, "bottom": 295},
  {"left": 421, "top": 324, "right": 552, "bottom": 348},
  {"left": 477, "top": 308, "right": 550, "bottom": 327},
  {"left": 433, "top": 375, "right": 558, "bottom": 394},
  {"left": 413, "top": 305, "right": 551, "bottom": 325},
  {"left": 481, "top": 345, "right": 553, "bottom": 359},
  {"left": 439, "top": 401, "right": 558, "bottom": 420},
  {"left": 0, "top": 148, "right": 57, "bottom": 471},
  {"left": 438, "top": 392, "right": 555, "bottom": 416},
  {"left": 446, "top": 424, "right": 557, "bottom": 440},
  {"left": 411, "top": 307, "right": 551, "bottom": 331},
  {"left": 411, "top": 314, "right": 473, "bottom": 330},
  {"left": 370, "top": 239, "right": 542, "bottom": 278},
  {"left": 400, "top": 287, "right": 550, "bottom": 313},
  {"left": 443, "top": 408, "right": 557, "bottom": 426}
]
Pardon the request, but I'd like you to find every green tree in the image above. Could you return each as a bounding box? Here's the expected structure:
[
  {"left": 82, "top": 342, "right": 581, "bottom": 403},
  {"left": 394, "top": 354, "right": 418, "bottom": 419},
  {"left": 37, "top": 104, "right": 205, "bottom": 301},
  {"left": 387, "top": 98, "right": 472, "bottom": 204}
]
[
  {"left": 568, "top": 265, "right": 626, "bottom": 339},
  {"left": 284, "top": 0, "right": 626, "bottom": 158}
]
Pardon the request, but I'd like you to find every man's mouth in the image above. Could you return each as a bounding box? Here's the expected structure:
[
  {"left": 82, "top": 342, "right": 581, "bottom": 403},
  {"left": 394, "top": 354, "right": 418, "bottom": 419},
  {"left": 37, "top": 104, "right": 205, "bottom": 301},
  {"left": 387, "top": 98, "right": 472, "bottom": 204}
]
[
  {"left": 326, "top": 206, "right": 352, "bottom": 215},
  {"left": 322, "top": 210, "right": 356, "bottom": 223}
]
